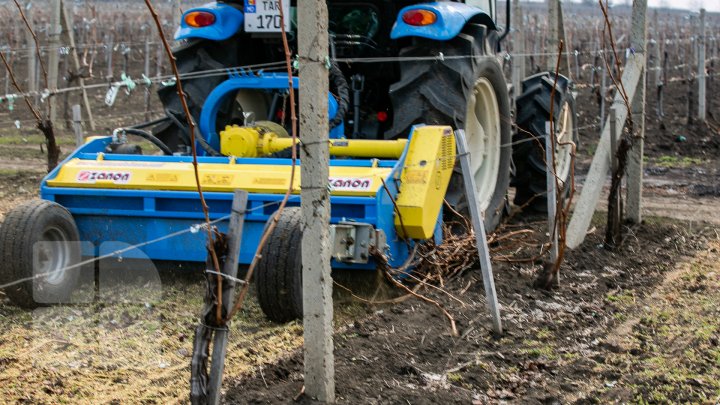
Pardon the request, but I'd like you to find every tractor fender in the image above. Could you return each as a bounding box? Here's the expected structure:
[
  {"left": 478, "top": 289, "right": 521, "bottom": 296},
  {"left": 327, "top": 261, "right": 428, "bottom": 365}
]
[
  {"left": 390, "top": 2, "right": 495, "bottom": 41},
  {"left": 174, "top": 3, "right": 244, "bottom": 41},
  {"left": 199, "top": 74, "right": 345, "bottom": 154}
]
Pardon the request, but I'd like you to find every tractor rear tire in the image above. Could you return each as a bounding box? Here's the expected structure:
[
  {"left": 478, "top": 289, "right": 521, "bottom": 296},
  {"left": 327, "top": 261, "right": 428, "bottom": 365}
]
[
  {"left": 389, "top": 24, "right": 512, "bottom": 232},
  {"left": 255, "top": 208, "right": 304, "bottom": 323},
  {"left": 0, "top": 200, "right": 82, "bottom": 308},
  {"left": 512, "top": 72, "right": 578, "bottom": 213},
  {"left": 153, "top": 39, "right": 242, "bottom": 152}
]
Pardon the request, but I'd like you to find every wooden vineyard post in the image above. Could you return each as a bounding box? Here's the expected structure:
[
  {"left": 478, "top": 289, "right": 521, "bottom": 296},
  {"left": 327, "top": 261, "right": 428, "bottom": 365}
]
[
  {"left": 299, "top": 1, "right": 335, "bottom": 402},
  {"left": 106, "top": 32, "right": 114, "bottom": 80},
  {"left": 511, "top": 0, "right": 525, "bottom": 107},
  {"left": 557, "top": 4, "right": 572, "bottom": 79},
  {"left": 156, "top": 41, "right": 164, "bottom": 78},
  {"left": 455, "top": 130, "right": 503, "bottom": 335},
  {"left": 172, "top": 0, "right": 181, "bottom": 34},
  {"left": 60, "top": 0, "right": 96, "bottom": 131},
  {"left": 547, "top": 0, "right": 559, "bottom": 73},
  {"left": 207, "top": 190, "right": 248, "bottom": 405},
  {"left": 600, "top": 60, "right": 607, "bottom": 130},
  {"left": 606, "top": 107, "right": 622, "bottom": 247},
  {"left": 697, "top": 9, "right": 706, "bottom": 122},
  {"left": 589, "top": 48, "right": 597, "bottom": 88},
  {"left": 3, "top": 48, "right": 9, "bottom": 95},
  {"left": 654, "top": 40, "right": 664, "bottom": 118},
  {"left": 546, "top": 0, "right": 570, "bottom": 77},
  {"left": 144, "top": 26, "right": 152, "bottom": 121},
  {"left": 48, "top": 0, "right": 62, "bottom": 123},
  {"left": 72, "top": 105, "right": 83, "bottom": 147},
  {"left": 25, "top": 19, "right": 37, "bottom": 101},
  {"left": 574, "top": 50, "right": 580, "bottom": 82}
]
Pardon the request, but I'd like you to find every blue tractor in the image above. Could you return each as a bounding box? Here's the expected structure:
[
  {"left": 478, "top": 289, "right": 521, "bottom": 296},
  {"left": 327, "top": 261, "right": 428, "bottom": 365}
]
[
  {"left": 0, "top": 0, "right": 577, "bottom": 322},
  {"left": 162, "top": 0, "right": 516, "bottom": 222}
]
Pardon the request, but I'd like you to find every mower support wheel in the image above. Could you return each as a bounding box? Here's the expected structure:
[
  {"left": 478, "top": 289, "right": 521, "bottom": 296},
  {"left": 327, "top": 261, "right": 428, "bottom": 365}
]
[
  {"left": 255, "top": 208, "right": 304, "bottom": 323},
  {"left": 0, "top": 200, "right": 82, "bottom": 307}
]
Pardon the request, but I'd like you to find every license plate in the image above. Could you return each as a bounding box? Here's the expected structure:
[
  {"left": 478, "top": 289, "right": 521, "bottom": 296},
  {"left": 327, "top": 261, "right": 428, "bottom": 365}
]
[{"left": 244, "top": 0, "right": 291, "bottom": 33}]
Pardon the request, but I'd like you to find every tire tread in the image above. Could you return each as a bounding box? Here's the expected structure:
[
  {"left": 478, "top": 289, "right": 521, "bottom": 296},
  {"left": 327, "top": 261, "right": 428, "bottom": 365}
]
[{"left": 255, "top": 208, "right": 304, "bottom": 323}]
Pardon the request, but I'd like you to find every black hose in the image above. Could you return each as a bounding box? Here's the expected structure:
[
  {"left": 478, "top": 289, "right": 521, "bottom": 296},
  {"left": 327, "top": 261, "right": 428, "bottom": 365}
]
[
  {"left": 164, "top": 108, "right": 196, "bottom": 148},
  {"left": 129, "top": 116, "right": 171, "bottom": 130},
  {"left": 165, "top": 108, "right": 224, "bottom": 157},
  {"left": 117, "top": 128, "right": 175, "bottom": 156},
  {"left": 329, "top": 62, "right": 350, "bottom": 129}
]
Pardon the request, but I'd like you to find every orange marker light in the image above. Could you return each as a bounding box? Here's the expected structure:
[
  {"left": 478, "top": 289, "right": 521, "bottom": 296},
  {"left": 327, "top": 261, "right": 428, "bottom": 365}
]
[
  {"left": 185, "top": 11, "right": 216, "bottom": 28},
  {"left": 401, "top": 9, "right": 437, "bottom": 26}
]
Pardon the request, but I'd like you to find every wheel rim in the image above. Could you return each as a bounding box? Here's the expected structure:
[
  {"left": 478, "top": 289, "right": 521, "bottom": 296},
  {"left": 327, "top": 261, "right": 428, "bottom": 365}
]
[
  {"left": 554, "top": 102, "right": 574, "bottom": 187},
  {"left": 465, "top": 77, "right": 502, "bottom": 212},
  {"left": 35, "top": 226, "right": 71, "bottom": 285}
]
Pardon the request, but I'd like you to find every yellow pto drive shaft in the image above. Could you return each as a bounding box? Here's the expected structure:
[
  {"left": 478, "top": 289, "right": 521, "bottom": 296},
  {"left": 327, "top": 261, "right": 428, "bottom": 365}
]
[{"left": 219, "top": 124, "right": 408, "bottom": 159}]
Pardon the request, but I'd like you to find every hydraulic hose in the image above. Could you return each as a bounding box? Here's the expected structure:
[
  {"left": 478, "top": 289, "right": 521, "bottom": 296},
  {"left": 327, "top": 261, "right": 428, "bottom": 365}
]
[
  {"left": 129, "top": 116, "right": 171, "bottom": 130},
  {"left": 165, "top": 108, "right": 224, "bottom": 157},
  {"left": 113, "top": 128, "right": 174, "bottom": 156}
]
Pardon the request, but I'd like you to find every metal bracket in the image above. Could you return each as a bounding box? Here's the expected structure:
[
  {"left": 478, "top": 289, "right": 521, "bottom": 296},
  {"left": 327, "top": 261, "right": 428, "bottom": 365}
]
[{"left": 329, "top": 222, "right": 386, "bottom": 264}]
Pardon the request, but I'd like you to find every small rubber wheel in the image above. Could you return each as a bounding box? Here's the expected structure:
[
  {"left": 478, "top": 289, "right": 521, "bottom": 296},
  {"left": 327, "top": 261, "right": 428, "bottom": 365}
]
[
  {"left": 0, "top": 200, "right": 81, "bottom": 307},
  {"left": 512, "top": 72, "right": 579, "bottom": 212},
  {"left": 255, "top": 207, "right": 303, "bottom": 323}
]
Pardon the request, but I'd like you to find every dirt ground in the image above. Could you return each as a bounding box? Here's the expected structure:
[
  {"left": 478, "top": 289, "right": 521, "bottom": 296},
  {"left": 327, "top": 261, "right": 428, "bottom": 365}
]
[
  {"left": 0, "top": 74, "right": 718, "bottom": 404},
  {"left": 231, "top": 219, "right": 719, "bottom": 404}
]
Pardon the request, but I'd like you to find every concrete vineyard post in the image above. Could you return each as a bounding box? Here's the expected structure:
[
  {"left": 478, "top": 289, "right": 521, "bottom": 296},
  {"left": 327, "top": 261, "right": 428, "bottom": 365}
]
[
  {"left": 299, "top": 1, "right": 335, "bottom": 402},
  {"left": 567, "top": 0, "right": 648, "bottom": 248},
  {"left": 626, "top": 0, "right": 648, "bottom": 224}
]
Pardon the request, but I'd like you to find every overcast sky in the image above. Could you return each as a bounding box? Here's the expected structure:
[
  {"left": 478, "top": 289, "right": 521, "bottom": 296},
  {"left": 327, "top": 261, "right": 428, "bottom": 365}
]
[
  {"left": 521, "top": 0, "right": 720, "bottom": 13},
  {"left": 639, "top": 0, "right": 718, "bottom": 12},
  {"left": 588, "top": 0, "right": 718, "bottom": 12}
]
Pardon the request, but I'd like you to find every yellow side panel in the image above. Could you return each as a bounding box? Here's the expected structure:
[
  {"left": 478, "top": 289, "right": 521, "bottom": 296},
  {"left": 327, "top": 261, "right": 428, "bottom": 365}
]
[
  {"left": 46, "top": 159, "right": 392, "bottom": 197},
  {"left": 394, "top": 126, "right": 456, "bottom": 240}
]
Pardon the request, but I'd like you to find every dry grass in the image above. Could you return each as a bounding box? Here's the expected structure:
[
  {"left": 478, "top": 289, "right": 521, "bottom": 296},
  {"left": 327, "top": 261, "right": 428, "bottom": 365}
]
[
  {"left": 592, "top": 240, "right": 720, "bottom": 402},
  {"left": 0, "top": 274, "right": 307, "bottom": 403}
]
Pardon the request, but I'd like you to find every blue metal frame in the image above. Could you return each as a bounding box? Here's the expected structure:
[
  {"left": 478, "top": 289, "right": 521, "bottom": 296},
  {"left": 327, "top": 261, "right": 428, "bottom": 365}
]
[
  {"left": 391, "top": 2, "right": 492, "bottom": 41},
  {"left": 198, "top": 72, "right": 344, "bottom": 154},
  {"left": 175, "top": 3, "right": 244, "bottom": 41},
  {"left": 39, "top": 136, "right": 434, "bottom": 271}
]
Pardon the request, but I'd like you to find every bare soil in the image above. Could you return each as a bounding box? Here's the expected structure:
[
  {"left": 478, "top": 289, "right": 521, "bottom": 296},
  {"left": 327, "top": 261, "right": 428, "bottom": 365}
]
[
  {"left": 228, "top": 217, "right": 719, "bottom": 404},
  {"left": 572, "top": 64, "right": 720, "bottom": 161}
]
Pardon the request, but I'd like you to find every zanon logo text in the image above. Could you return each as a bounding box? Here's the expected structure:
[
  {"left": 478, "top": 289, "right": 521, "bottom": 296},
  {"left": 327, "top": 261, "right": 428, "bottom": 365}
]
[
  {"left": 77, "top": 170, "right": 132, "bottom": 184},
  {"left": 328, "top": 177, "right": 371, "bottom": 191}
]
